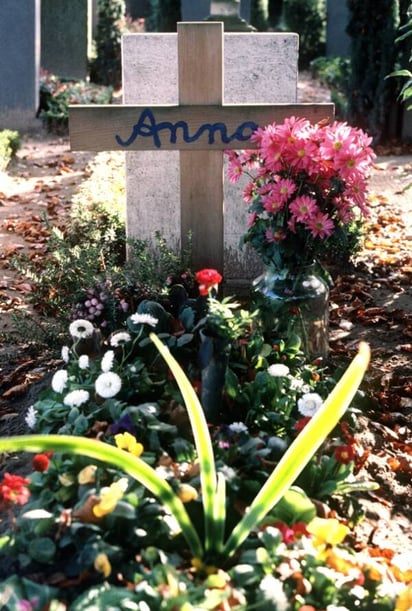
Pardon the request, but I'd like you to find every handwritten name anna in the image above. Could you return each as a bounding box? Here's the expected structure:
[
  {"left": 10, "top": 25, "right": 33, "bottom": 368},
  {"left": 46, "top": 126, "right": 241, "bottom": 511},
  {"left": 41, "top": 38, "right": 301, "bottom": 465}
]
[{"left": 115, "top": 108, "right": 258, "bottom": 148}]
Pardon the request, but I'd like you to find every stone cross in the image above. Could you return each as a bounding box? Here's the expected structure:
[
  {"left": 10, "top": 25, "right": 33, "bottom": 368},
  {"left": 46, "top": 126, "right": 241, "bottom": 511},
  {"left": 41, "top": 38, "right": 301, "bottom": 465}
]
[{"left": 70, "top": 22, "right": 333, "bottom": 287}]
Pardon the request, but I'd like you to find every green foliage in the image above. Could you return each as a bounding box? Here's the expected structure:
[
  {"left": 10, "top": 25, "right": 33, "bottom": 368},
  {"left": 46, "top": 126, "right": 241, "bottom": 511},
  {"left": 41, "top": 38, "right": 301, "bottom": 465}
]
[
  {"left": 147, "top": 0, "right": 181, "bottom": 32},
  {"left": 0, "top": 129, "right": 21, "bottom": 171},
  {"left": 38, "top": 72, "right": 112, "bottom": 134},
  {"left": 310, "top": 56, "right": 352, "bottom": 119},
  {"left": 0, "top": 339, "right": 370, "bottom": 565},
  {"left": 283, "top": 0, "right": 326, "bottom": 68},
  {"left": 250, "top": 0, "right": 269, "bottom": 31},
  {"left": 347, "top": 0, "right": 401, "bottom": 143},
  {"left": 90, "top": 0, "right": 125, "bottom": 87},
  {"left": 9, "top": 150, "right": 191, "bottom": 339},
  {"left": 387, "top": 5, "right": 412, "bottom": 110}
]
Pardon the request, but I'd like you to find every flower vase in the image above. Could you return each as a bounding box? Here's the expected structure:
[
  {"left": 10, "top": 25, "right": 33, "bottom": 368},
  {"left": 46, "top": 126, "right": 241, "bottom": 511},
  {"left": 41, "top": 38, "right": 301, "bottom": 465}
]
[
  {"left": 253, "top": 263, "right": 330, "bottom": 361},
  {"left": 199, "top": 331, "right": 231, "bottom": 424}
]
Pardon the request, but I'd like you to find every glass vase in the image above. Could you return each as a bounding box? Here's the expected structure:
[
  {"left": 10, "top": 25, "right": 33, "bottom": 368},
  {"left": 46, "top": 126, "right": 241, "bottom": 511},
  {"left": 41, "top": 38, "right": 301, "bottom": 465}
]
[{"left": 252, "top": 262, "right": 330, "bottom": 361}]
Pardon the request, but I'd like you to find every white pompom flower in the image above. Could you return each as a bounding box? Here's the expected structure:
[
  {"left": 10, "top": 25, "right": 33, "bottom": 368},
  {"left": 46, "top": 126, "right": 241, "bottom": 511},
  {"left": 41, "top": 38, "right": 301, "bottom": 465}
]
[
  {"left": 110, "top": 332, "right": 131, "bottom": 348},
  {"left": 297, "top": 392, "right": 323, "bottom": 417},
  {"left": 51, "top": 369, "right": 68, "bottom": 394},
  {"left": 95, "top": 372, "right": 122, "bottom": 399},
  {"left": 63, "top": 389, "right": 90, "bottom": 408},
  {"left": 267, "top": 363, "right": 290, "bottom": 377},
  {"left": 130, "top": 313, "right": 158, "bottom": 328},
  {"left": 69, "top": 319, "right": 94, "bottom": 339},
  {"left": 101, "top": 350, "right": 115, "bottom": 373},
  {"left": 78, "top": 354, "right": 90, "bottom": 370}
]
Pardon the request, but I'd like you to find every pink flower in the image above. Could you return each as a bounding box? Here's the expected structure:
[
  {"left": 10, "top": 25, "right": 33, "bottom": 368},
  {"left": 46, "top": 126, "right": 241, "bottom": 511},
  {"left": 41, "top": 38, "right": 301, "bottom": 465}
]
[
  {"left": 306, "top": 211, "right": 335, "bottom": 239},
  {"left": 227, "top": 155, "right": 243, "bottom": 183},
  {"left": 272, "top": 177, "right": 298, "bottom": 202},
  {"left": 224, "top": 116, "right": 375, "bottom": 266},
  {"left": 262, "top": 190, "right": 283, "bottom": 214},
  {"left": 266, "top": 227, "right": 286, "bottom": 243},
  {"left": 289, "top": 195, "right": 318, "bottom": 222},
  {"left": 243, "top": 182, "right": 255, "bottom": 203}
]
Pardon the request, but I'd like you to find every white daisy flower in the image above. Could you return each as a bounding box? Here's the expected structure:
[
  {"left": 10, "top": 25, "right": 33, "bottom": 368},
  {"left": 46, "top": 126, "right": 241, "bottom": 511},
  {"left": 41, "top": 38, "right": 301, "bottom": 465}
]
[
  {"left": 61, "top": 345, "right": 70, "bottom": 363},
  {"left": 297, "top": 392, "right": 323, "bottom": 417},
  {"left": 101, "top": 350, "right": 115, "bottom": 372},
  {"left": 95, "top": 371, "right": 122, "bottom": 399},
  {"left": 69, "top": 319, "right": 94, "bottom": 339},
  {"left": 228, "top": 421, "right": 248, "bottom": 434},
  {"left": 63, "top": 389, "right": 90, "bottom": 407},
  {"left": 267, "top": 363, "right": 290, "bottom": 377},
  {"left": 130, "top": 313, "right": 158, "bottom": 328},
  {"left": 78, "top": 354, "right": 90, "bottom": 370},
  {"left": 110, "top": 332, "right": 131, "bottom": 347},
  {"left": 25, "top": 405, "right": 37, "bottom": 429},
  {"left": 51, "top": 369, "right": 68, "bottom": 393}
]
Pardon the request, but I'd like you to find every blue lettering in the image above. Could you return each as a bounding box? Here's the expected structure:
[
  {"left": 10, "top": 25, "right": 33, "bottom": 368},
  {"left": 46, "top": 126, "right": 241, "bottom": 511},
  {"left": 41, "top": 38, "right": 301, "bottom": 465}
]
[{"left": 115, "top": 107, "right": 258, "bottom": 149}]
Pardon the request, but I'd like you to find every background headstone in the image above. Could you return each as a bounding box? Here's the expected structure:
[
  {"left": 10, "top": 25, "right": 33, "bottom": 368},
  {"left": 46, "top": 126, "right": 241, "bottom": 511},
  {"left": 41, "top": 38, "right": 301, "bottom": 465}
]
[
  {"left": 122, "top": 30, "right": 299, "bottom": 285},
  {"left": 0, "top": 0, "right": 40, "bottom": 131},
  {"left": 181, "top": 0, "right": 211, "bottom": 20},
  {"left": 41, "top": 0, "right": 92, "bottom": 80},
  {"left": 326, "top": 0, "right": 350, "bottom": 57}
]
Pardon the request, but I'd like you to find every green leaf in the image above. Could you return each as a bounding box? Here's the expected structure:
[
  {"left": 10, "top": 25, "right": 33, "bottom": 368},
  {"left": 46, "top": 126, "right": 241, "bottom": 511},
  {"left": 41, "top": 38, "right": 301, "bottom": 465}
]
[
  {"left": 222, "top": 343, "right": 370, "bottom": 558},
  {"left": 28, "top": 537, "right": 56, "bottom": 563},
  {"left": 149, "top": 333, "right": 221, "bottom": 555},
  {"left": 0, "top": 434, "right": 203, "bottom": 559},
  {"left": 269, "top": 487, "right": 316, "bottom": 524}
]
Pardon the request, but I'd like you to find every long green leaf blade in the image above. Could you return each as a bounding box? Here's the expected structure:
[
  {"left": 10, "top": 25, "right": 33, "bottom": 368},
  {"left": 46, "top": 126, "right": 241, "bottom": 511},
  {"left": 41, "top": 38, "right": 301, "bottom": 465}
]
[
  {"left": 0, "top": 435, "right": 203, "bottom": 558},
  {"left": 150, "top": 333, "right": 219, "bottom": 554},
  {"left": 223, "top": 342, "right": 370, "bottom": 558}
]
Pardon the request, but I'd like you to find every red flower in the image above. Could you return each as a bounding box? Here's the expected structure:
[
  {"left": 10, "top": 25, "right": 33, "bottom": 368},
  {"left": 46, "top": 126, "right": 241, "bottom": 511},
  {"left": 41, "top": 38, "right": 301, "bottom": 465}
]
[
  {"left": 334, "top": 444, "right": 356, "bottom": 465},
  {"left": 0, "top": 472, "right": 31, "bottom": 505},
  {"left": 195, "top": 268, "right": 223, "bottom": 296},
  {"left": 33, "top": 453, "right": 50, "bottom": 472},
  {"left": 294, "top": 416, "right": 311, "bottom": 433},
  {"left": 273, "top": 520, "right": 308, "bottom": 544}
]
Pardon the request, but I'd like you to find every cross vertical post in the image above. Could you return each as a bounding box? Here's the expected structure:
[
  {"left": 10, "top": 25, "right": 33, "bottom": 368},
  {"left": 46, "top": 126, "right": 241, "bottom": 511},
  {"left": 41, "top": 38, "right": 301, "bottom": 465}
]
[{"left": 178, "top": 22, "right": 224, "bottom": 272}]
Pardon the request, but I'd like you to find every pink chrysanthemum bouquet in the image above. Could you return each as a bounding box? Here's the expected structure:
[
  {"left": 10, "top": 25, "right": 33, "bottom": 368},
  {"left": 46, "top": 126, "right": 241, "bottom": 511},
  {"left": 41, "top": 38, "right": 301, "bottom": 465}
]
[{"left": 226, "top": 117, "right": 376, "bottom": 270}]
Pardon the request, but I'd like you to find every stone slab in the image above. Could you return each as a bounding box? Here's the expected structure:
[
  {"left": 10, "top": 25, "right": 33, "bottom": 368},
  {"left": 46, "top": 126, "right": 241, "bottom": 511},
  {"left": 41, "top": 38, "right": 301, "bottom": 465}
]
[
  {"left": 122, "top": 30, "right": 298, "bottom": 282},
  {"left": 41, "top": 0, "right": 91, "bottom": 80},
  {"left": 0, "top": 0, "right": 40, "bottom": 131}
]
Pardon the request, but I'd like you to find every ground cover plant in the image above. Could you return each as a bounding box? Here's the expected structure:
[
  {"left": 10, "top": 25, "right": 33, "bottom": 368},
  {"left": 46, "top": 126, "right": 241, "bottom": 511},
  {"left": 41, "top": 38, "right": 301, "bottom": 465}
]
[{"left": 0, "top": 271, "right": 410, "bottom": 609}]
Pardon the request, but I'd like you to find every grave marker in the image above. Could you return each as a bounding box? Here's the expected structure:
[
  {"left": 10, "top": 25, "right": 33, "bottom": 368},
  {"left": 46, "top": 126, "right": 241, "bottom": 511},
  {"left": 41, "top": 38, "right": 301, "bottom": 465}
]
[
  {"left": 41, "top": 0, "right": 91, "bottom": 80},
  {"left": 0, "top": 0, "right": 40, "bottom": 130},
  {"left": 70, "top": 22, "right": 334, "bottom": 286}
]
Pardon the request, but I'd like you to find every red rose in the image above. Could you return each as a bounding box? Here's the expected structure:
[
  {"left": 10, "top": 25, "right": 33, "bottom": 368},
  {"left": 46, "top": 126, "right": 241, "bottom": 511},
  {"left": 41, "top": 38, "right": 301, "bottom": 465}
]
[
  {"left": 195, "top": 269, "right": 223, "bottom": 296},
  {"left": 33, "top": 453, "right": 50, "bottom": 472}
]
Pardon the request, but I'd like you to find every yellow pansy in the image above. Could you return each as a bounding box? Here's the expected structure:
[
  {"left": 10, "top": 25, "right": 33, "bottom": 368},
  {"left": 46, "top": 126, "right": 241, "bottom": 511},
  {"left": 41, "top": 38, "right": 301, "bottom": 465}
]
[
  {"left": 114, "top": 431, "right": 144, "bottom": 457},
  {"left": 78, "top": 465, "right": 98, "bottom": 485},
  {"left": 307, "top": 517, "right": 350, "bottom": 548},
  {"left": 177, "top": 484, "right": 199, "bottom": 503},
  {"left": 93, "top": 477, "right": 128, "bottom": 518},
  {"left": 94, "top": 552, "right": 112, "bottom": 577},
  {"left": 395, "top": 585, "right": 412, "bottom": 611}
]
